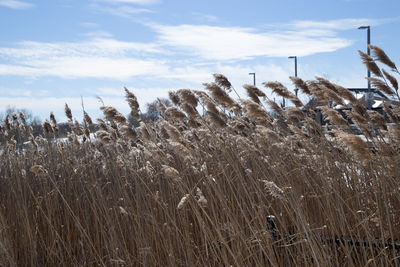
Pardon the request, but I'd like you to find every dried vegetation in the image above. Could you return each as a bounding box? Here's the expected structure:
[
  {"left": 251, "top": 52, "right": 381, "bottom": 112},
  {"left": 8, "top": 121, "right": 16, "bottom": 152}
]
[{"left": 0, "top": 46, "right": 400, "bottom": 266}]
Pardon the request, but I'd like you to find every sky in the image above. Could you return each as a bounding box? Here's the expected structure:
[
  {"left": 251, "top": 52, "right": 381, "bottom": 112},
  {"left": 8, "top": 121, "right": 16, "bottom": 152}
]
[{"left": 0, "top": 0, "right": 399, "bottom": 121}]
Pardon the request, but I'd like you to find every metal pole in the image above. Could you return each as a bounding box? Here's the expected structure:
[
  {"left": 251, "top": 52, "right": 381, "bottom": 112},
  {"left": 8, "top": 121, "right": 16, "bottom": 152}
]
[
  {"left": 359, "top": 26, "right": 371, "bottom": 109},
  {"left": 249, "top": 72, "right": 256, "bottom": 86},
  {"left": 367, "top": 26, "right": 371, "bottom": 109},
  {"left": 294, "top": 56, "right": 298, "bottom": 97},
  {"left": 289, "top": 56, "right": 298, "bottom": 97}
]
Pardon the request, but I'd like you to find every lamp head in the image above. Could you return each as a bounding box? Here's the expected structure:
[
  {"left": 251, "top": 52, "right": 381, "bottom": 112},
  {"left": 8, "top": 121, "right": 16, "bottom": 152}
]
[
  {"left": 288, "top": 56, "right": 296, "bottom": 59},
  {"left": 358, "top": 26, "right": 369, "bottom": 30}
]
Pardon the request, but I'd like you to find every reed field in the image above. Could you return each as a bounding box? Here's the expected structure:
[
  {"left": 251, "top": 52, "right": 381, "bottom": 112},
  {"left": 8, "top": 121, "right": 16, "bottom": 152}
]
[{"left": 0, "top": 45, "right": 399, "bottom": 266}]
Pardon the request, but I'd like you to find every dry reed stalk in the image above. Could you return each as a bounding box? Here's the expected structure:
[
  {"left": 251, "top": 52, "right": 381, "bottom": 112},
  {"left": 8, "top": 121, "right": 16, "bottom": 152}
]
[
  {"left": 243, "top": 84, "right": 266, "bottom": 104},
  {"left": 19, "top": 111, "right": 26, "bottom": 125},
  {"left": 358, "top": 50, "right": 383, "bottom": 77},
  {"left": 241, "top": 100, "right": 272, "bottom": 124},
  {"left": 367, "top": 110, "right": 387, "bottom": 130},
  {"left": 120, "top": 125, "right": 137, "bottom": 140},
  {"left": 263, "top": 81, "right": 303, "bottom": 107},
  {"left": 203, "top": 82, "right": 241, "bottom": 113},
  {"left": 164, "top": 106, "right": 187, "bottom": 121},
  {"left": 65, "top": 103, "right": 73, "bottom": 121},
  {"left": 383, "top": 102, "right": 400, "bottom": 123},
  {"left": 290, "top": 76, "right": 311, "bottom": 95},
  {"left": 157, "top": 98, "right": 167, "bottom": 115},
  {"left": 206, "top": 111, "right": 226, "bottom": 128},
  {"left": 83, "top": 111, "right": 93, "bottom": 125},
  {"left": 169, "top": 91, "right": 180, "bottom": 106},
  {"left": 177, "top": 89, "right": 198, "bottom": 108},
  {"left": 319, "top": 107, "right": 349, "bottom": 129},
  {"left": 177, "top": 194, "right": 190, "bottom": 210},
  {"left": 382, "top": 69, "right": 399, "bottom": 91},
  {"left": 255, "top": 125, "right": 281, "bottom": 143},
  {"left": 196, "top": 188, "right": 208, "bottom": 208},
  {"left": 262, "top": 180, "right": 284, "bottom": 199},
  {"left": 124, "top": 87, "right": 140, "bottom": 119},
  {"left": 160, "top": 120, "right": 184, "bottom": 143},
  {"left": 266, "top": 100, "right": 285, "bottom": 118},
  {"left": 161, "top": 165, "right": 182, "bottom": 183},
  {"left": 4, "top": 115, "right": 11, "bottom": 130},
  {"left": 367, "top": 77, "right": 395, "bottom": 96},
  {"left": 337, "top": 131, "right": 371, "bottom": 161},
  {"left": 100, "top": 106, "right": 127, "bottom": 124},
  {"left": 369, "top": 45, "right": 397, "bottom": 70},
  {"left": 42, "top": 120, "right": 54, "bottom": 135}
]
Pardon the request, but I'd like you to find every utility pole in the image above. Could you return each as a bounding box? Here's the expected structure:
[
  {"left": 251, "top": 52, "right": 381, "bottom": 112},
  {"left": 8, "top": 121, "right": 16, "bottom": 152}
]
[
  {"left": 288, "top": 56, "right": 298, "bottom": 97},
  {"left": 358, "top": 25, "right": 372, "bottom": 109},
  {"left": 249, "top": 72, "right": 256, "bottom": 86}
]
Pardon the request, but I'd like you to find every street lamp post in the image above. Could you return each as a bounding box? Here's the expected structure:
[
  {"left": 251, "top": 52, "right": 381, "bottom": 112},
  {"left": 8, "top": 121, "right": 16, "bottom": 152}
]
[
  {"left": 249, "top": 72, "right": 256, "bottom": 86},
  {"left": 358, "top": 25, "right": 372, "bottom": 109},
  {"left": 288, "top": 56, "right": 298, "bottom": 97}
]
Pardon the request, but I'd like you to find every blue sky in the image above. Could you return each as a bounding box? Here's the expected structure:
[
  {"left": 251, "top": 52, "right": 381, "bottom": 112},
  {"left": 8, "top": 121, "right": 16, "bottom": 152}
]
[{"left": 0, "top": 0, "right": 399, "bottom": 121}]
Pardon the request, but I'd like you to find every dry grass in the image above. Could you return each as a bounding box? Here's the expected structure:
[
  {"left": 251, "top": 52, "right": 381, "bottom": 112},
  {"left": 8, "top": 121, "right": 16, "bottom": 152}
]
[{"left": 0, "top": 46, "right": 400, "bottom": 266}]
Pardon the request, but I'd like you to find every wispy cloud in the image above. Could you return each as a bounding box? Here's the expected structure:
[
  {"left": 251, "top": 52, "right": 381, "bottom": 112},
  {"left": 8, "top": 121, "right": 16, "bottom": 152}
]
[
  {"left": 100, "top": 0, "right": 160, "bottom": 4},
  {"left": 290, "top": 18, "right": 390, "bottom": 30},
  {"left": 92, "top": 4, "right": 155, "bottom": 17},
  {"left": 0, "top": 0, "right": 33, "bottom": 9},
  {"left": 192, "top": 12, "right": 219, "bottom": 23},
  {"left": 153, "top": 24, "right": 352, "bottom": 61},
  {"left": 0, "top": 38, "right": 166, "bottom": 79}
]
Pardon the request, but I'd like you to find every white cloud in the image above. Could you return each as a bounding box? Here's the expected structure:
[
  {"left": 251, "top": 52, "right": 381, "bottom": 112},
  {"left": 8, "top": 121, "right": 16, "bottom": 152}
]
[
  {"left": 100, "top": 0, "right": 160, "bottom": 4},
  {"left": 0, "top": 57, "right": 169, "bottom": 80},
  {"left": 93, "top": 5, "right": 155, "bottom": 17},
  {"left": 0, "top": 0, "right": 33, "bottom": 9},
  {"left": 290, "top": 18, "right": 388, "bottom": 30},
  {"left": 154, "top": 24, "right": 352, "bottom": 61},
  {"left": 82, "top": 31, "right": 113, "bottom": 38},
  {"left": 0, "top": 38, "right": 168, "bottom": 79}
]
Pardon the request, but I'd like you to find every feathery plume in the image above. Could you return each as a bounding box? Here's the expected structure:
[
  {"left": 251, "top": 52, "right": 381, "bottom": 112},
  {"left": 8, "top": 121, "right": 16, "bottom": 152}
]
[
  {"left": 382, "top": 69, "right": 398, "bottom": 91},
  {"left": 65, "top": 104, "right": 73, "bottom": 121},
  {"left": 337, "top": 131, "right": 371, "bottom": 160},
  {"left": 124, "top": 87, "right": 140, "bottom": 119},
  {"left": 162, "top": 165, "right": 182, "bottom": 183},
  {"left": 266, "top": 100, "right": 285, "bottom": 118},
  {"left": 96, "top": 118, "right": 108, "bottom": 131},
  {"left": 100, "top": 106, "right": 127, "bottom": 124},
  {"left": 196, "top": 188, "right": 208, "bottom": 208},
  {"left": 157, "top": 98, "right": 167, "bottom": 115},
  {"left": 213, "top": 73, "right": 232, "bottom": 92},
  {"left": 243, "top": 84, "right": 265, "bottom": 104},
  {"left": 177, "top": 194, "right": 190, "bottom": 210},
  {"left": 177, "top": 89, "right": 198, "bottom": 107},
  {"left": 383, "top": 102, "right": 400, "bottom": 123},
  {"left": 207, "top": 111, "right": 226, "bottom": 128},
  {"left": 120, "top": 125, "right": 137, "bottom": 140},
  {"left": 358, "top": 50, "right": 382, "bottom": 77},
  {"left": 262, "top": 180, "right": 284, "bottom": 199},
  {"left": 30, "top": 165, "right": 48, "bottom": 177},
  {"left": 289, "top": 76, "right": 311, "bottom": 95},
  {"left": 83, "top": 111, "right": 93, "bottom": 125},
  {"left": 19, "top": 111, "right": 26, "bottom": 125},
  {"left": 369, "top": 45, "right": 397, "bottom": 70},
  {"left": 242, "top": 100, "right": 272, "bottom": 123},
  {"left": 203, "top": 82, "right": 238, "bottom": 110},
  {"left": 4, "top": 115, "right": 11, "bottom": 130},
  {"left": 319, "top": 106, "right": 349, "bottom": 129},
  {"left": 263, "top": 81, "right": 303, "bottom": 107},
  {"left": 367, "top": 77, "right": 395, "bottom": 95},
  {"left": 169, "top": 91, "right": 180, "bottom": 106},
  {"left": 164, "top": 106, "right": 187, "bottom": 120},
  {"left": 42, "top": 120, "right": 54, "bottom": 135}
]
